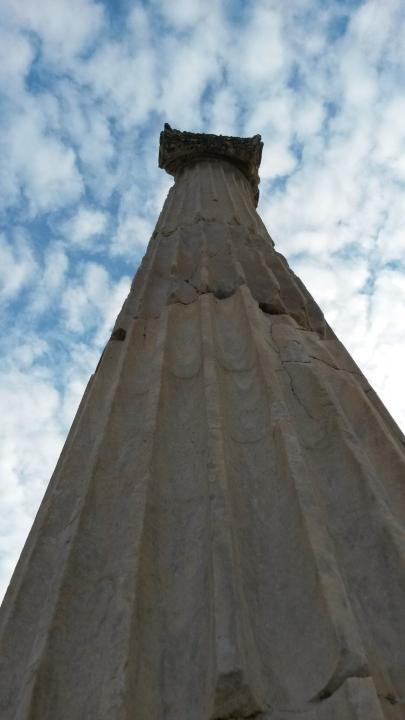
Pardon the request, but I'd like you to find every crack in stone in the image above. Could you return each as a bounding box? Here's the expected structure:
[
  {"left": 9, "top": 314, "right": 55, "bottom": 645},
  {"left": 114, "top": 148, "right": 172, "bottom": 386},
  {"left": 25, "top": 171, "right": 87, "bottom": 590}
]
[
  {"left": 281, "top": 365, "right": 317, "bottom": 421},
  {"left": 307, "top": 354, "right": 363, "bottom": 380},
  {"left": 280, "top": 359, "right": 311, "bottom": 365},
  {"left": 380, "top": 693, "right": 405, "bottom": 706},
  {"left": 280, "top": 355, "right": 364, "bottom": 384},
  {"left": 268, "top": 323, "right": 281, "bottom": 356}
]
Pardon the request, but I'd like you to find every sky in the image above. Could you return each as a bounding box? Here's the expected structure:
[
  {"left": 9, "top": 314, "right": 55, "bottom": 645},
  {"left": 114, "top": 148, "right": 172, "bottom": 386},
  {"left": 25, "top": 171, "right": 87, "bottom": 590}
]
[{"left": 0, "top": 0, "right": 405, "bottom": 600}]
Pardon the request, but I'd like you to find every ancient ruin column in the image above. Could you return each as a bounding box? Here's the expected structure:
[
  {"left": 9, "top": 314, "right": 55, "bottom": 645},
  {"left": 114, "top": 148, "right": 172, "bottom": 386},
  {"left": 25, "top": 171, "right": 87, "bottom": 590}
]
[{"left": 0, "top": 125, "right": 404, "bottom": 720}]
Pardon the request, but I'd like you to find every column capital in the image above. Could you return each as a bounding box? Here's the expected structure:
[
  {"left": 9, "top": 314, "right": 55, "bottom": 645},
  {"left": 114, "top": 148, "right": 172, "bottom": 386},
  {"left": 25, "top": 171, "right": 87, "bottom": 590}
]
[{"left": 159, "top": 124, "right": 263, "bottom": 204}]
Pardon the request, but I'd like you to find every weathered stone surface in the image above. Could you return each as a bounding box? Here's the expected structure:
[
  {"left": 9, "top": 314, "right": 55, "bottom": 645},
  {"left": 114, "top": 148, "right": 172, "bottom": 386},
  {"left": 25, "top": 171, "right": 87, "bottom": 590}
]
[
  {"left": 159, "top": 122, "right": 263, "bottom": 204},
  {"left": 0, "top": 128, "right": 404, "bottom": 719}
]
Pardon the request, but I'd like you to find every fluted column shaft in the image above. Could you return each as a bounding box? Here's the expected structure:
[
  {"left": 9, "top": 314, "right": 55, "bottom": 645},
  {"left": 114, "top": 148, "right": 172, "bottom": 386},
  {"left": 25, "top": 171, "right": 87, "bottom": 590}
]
[{"left": 1, "top": 132, "right": 404, "bottom": 720}]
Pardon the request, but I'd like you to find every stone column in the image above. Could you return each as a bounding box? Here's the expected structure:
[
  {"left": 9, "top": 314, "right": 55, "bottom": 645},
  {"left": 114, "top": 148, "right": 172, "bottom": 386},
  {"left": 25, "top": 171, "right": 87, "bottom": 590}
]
[{"left": 0, "top": 125, "right": 404, "bottom": 720}]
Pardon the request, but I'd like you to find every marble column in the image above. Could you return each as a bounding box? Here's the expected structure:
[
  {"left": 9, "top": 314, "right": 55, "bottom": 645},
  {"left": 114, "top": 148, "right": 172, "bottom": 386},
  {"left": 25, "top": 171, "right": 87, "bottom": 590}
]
[{"left": 1, "top": 125, "right": 404, "bottom": 720}]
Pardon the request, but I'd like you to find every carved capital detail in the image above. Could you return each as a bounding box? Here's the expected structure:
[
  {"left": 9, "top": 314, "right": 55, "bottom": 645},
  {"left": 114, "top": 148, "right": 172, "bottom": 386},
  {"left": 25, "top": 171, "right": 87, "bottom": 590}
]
[{"left": 159, "top": 124, "right": 263, "bottom": 204}]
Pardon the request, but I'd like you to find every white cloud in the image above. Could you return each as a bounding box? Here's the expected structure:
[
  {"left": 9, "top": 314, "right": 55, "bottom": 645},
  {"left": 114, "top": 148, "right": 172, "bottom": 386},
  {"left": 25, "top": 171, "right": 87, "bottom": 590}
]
[
  {"left": 0, "top": 231, "right": 37, "bottom": 303},
  {"left": 0, "top": 364, "right": 64, "bottom": 597},
  {"left": 29, "top": 244, "right": 69, "bottom": 315},
  {"left": 355, "top": 267, "right": 405, "bottom": 428},
  {"left": 111, "top": 215, "right": 153, "bottom": 257},
  {"left": 10, "top": 335, "right": 49, "bottom": 369},
  {"left": 348, "top": 0, "right": 395, "bottom": 59},
  {"left": 159, "top": 39, "right": 220, "bottom": 128},
  {"left": 1, "top": 102, "right": 84, "bottom": 214},
  {"left": 61, "top": 262, "right": 110, "bottom": 333},
  {"left": 293, "top": 254, "right": 369, "bottom": 320},
  {"left": 62, "top": 206, "right": 108, "bottom": 249},
  {"left": 2, "top": 0, "right": 104, "bottom": 65},
  {"left": 156, "top": 0, "right": 211, "bottom": 29},
  {"left": 55, "top": 80, "right": 116, "bottom": 193},
  {"left": 78, "top": 41, "right": 158, "bottom": 131},
  {"left": 0, "top": 28, "right": 34, "bottom": 85},
  {"left": 208, "top": 87, "right": 239, "bottom": 135},
  {"left": 61, "top": 261, "right": 130, "bottom": 337},
  {"left": 297, "top": 99, "right": 325, "bottom": 138},
  {"left": 110, "top": 174, "right": 172, "bottom": 257},
  {"left": 237, "top": 4, "right": 286, "bottom": 85}
]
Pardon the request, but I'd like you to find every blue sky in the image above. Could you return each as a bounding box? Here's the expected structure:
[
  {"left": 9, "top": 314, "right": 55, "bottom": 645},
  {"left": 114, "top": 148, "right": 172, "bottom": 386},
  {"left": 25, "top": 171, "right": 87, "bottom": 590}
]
[{"left": 1, "top": 0, "right": 405, "bottom": 598}]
